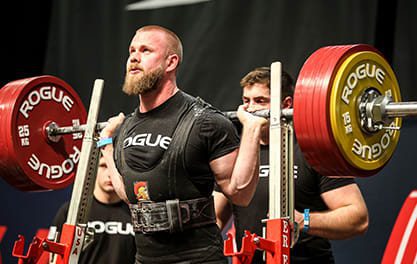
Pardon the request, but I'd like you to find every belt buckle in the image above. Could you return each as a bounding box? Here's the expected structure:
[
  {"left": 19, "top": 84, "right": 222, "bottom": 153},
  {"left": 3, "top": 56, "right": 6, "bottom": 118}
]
[
  {"left": 180, "top": 203, "right": 191, "bottom": 223},
  {"left": 138, "top": 201, "right": 153, "bottom": 213}
]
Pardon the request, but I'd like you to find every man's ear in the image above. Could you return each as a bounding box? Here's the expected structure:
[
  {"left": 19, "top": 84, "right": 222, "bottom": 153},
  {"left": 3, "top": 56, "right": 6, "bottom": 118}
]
[
  {"left": 165, "top": 54, "right": 180, "bottom": 72},
  {"left": 282, "top": 96, "right": 293, "bottom": 109}
]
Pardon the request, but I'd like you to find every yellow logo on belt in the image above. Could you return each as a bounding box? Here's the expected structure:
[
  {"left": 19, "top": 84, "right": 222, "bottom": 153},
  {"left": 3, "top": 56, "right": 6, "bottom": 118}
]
[{"left": 134, "top": 181, "right": 150, "bottom": 201}]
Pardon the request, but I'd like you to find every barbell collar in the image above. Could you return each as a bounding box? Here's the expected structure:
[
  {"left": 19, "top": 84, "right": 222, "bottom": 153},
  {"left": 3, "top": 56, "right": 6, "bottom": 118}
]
[
  {"left": 363, "top": 95, "right": 417, "bottom": 133},
  {"left": 367, "top": 95, "right": 417, "bottom": 119}
]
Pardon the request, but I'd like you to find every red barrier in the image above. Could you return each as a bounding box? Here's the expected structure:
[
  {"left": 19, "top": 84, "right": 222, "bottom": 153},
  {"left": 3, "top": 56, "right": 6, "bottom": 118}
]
[{"left": 382, "top": 190, "right": 417, "bottom": 264}]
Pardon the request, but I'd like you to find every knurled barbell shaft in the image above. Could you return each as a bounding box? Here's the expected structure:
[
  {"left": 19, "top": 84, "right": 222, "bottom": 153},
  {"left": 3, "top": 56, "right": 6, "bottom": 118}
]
[
  {"left": 385, "top": 102, "right": 417, "bottom": 117},
  {"left": 223, "top": 109, "right": 293, "bottom": 121},
  {"left": 46, "top": 122, "right": 108, "bottom": 136},
  {"left": 46, "top": 109, "right": 294, "bottom": 136}
]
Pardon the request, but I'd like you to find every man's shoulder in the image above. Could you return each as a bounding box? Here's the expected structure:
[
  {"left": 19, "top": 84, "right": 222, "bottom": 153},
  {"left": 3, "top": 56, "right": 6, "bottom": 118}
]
[
  {"left": 181, "top": 91, "right": 217, "bottom": 111},
  {"left": 180, "top": 91, "right": 232, "bottom": 124}
]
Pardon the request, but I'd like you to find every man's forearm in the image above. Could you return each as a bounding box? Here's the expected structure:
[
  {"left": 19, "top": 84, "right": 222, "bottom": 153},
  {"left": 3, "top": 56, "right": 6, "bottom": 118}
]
[
  {"left": 101, "top": 145, "right": 129, "bottom": 203},
  {"left": 228, "top": 123, "right": 262, "bottom": 206},
  {"left": 302, "top": 205, "right": 369, "bottom": 240}
]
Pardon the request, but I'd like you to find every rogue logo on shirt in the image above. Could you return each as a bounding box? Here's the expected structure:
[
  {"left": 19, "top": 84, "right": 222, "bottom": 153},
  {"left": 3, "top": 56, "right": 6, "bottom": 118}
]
[
  {"left": 123, "top": 133, "right": 171, "bottom": 150},
  {"left": 259, "top": 164, "right": 299, "bottom": 179},
  {"left": 88, "top": 221, "right": 134, "bottom": 236},
  {"left": 259, "top": 165, "right": 269, "bottom": 177}
]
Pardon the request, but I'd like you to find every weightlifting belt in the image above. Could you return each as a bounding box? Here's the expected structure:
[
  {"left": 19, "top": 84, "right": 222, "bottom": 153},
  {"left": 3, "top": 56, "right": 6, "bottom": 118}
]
[{"left": 129, "top": 196, "right": 216, "bottom": 234}]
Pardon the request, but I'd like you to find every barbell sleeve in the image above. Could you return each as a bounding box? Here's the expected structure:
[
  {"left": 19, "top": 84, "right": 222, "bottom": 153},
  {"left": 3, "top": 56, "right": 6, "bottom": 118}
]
[{"left": 385, "top": 102, "right": 417, "bottom": 117}]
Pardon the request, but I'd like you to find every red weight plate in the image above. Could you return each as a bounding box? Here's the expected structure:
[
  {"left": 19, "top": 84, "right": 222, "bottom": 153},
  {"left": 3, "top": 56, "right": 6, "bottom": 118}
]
[
  {"left": 294, "top": 44, "right": 381, "bottom": 176},
  {"left": 0, "top": 76, "right": 86, "bottom": 191},
  {"left": 295, "top": 45, "right": 356, "bottom": 176},
  {"left": 310, "top": 46, "right": 355, "bottom": 175},
  {"left": 294, "top": 46, "right": 347, "bottom": 174}
]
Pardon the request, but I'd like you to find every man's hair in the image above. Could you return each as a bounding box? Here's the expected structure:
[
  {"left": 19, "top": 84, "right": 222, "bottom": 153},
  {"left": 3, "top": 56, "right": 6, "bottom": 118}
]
[
  {"left": 240, "top": 66, "right": 294, "bottom": 98},
  {"left": 137, "top": 25, "right": 183, "bottom": 64}
]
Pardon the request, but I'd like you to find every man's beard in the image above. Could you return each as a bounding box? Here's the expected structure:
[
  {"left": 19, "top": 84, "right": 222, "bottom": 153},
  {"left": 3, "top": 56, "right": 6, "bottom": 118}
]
[{"left": 123, "top": 66, "right": 164, "bottom": 95}]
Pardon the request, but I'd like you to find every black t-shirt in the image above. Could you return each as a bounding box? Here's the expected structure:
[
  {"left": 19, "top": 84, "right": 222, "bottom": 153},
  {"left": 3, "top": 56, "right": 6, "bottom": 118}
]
[
  {"left": 231, "top": 143, "right": 355, "bottom": 264},
  {"left": 114, "top": 91, "right": 239, "bottom": 263},
  {"left": 115, "top": 91, "right": 239, "bottom": 200},
  {"left": 51, "top": 197, "right": 136, "bottom": 264}
]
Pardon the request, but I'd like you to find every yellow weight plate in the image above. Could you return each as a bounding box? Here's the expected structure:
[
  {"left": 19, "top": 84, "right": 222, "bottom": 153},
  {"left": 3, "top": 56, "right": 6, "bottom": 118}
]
[{"left": 329, "top": 51, "right": 401, "bottom": 171}]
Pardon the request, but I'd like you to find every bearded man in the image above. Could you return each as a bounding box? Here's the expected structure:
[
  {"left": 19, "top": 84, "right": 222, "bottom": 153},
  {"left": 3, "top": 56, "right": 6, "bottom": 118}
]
[{"left": 99, "top": 25, "right": 268, "bottom": 264}]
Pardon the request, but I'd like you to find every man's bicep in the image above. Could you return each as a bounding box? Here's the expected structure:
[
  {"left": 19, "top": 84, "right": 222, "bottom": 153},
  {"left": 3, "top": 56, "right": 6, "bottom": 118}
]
[
  {"left": 321, "top": 183, "right": 366, "bottom": 210},
  {"left": 210, "top": 149, "right": 238, "bottom": 195}
]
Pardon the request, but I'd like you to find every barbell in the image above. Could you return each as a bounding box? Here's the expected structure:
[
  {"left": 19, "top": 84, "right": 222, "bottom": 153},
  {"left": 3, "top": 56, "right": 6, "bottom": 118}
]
[{"left": 0, "top": 44, "right": 416, "bottom": 191}]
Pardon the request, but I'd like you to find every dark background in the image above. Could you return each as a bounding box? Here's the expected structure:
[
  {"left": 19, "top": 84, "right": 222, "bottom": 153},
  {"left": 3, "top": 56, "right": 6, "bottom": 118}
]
[{"left": 1, "top": 0, "right": 416, "bottom": 263}]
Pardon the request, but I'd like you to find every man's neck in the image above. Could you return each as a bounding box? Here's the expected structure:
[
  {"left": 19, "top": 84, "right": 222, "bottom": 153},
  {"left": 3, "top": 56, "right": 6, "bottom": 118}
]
[{"left": 139, "top": 78, "right": 178, "bottom": 113}]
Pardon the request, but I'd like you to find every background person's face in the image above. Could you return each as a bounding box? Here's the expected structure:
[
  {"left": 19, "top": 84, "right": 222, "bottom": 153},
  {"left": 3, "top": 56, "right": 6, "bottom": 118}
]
[
  {"left": 242, "top": 83, "right": 271, "bottom": 112},
  {"left": 96, "top": 158, "right": 115, "bottom": 193}
]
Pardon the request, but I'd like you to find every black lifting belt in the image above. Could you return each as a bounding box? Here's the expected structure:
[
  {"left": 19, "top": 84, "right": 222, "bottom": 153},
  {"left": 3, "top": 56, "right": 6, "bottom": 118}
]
[{"left": 129, "top": 196, "right": 216, "bottom": 233}]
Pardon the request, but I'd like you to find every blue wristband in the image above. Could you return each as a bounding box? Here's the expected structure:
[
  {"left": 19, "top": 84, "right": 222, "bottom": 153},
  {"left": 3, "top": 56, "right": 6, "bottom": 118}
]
[
  {"left": 96, "top": 137, "right": 112, "bottom": 148},
  {"left": 303, "top": 208, "right": 310, "bottom": 233}
]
